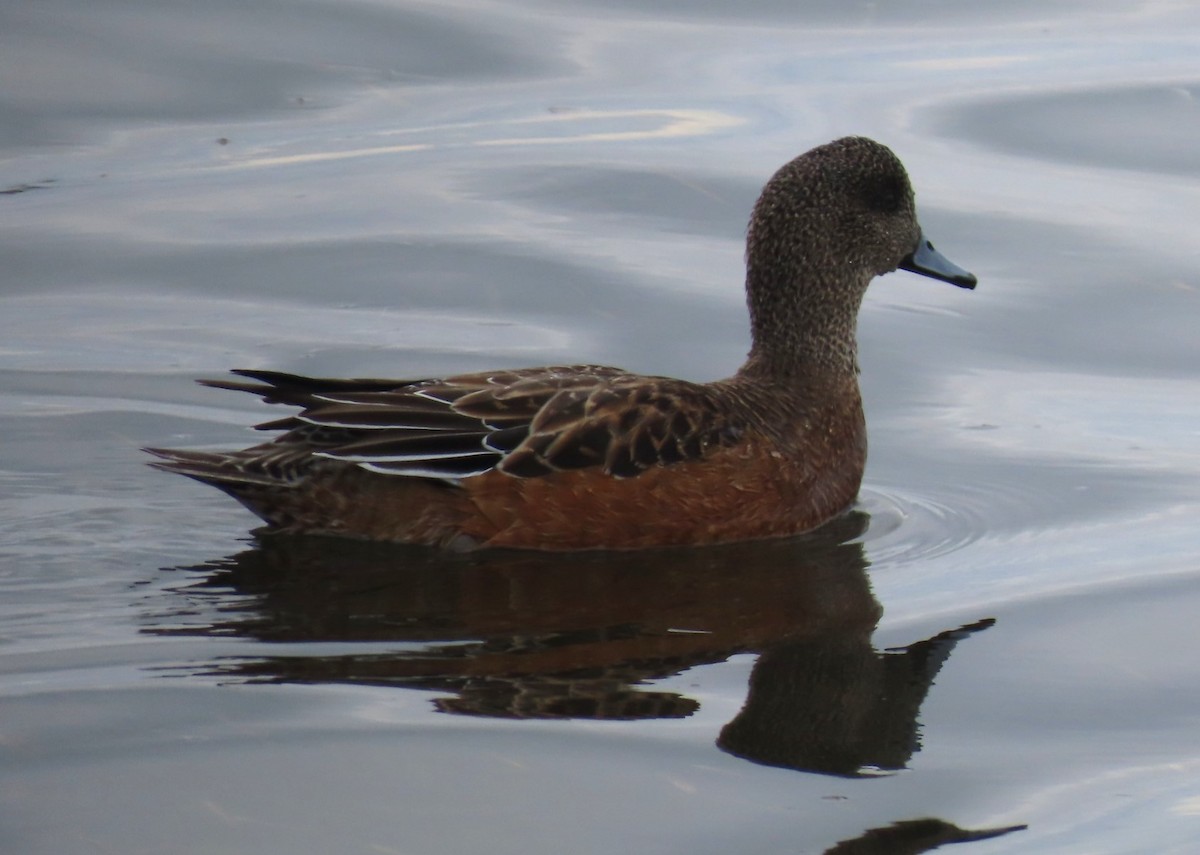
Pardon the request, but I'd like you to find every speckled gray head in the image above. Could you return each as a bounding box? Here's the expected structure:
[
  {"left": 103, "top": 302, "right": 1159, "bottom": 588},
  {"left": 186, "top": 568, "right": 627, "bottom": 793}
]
[
  {"left": 749, "top": 136, "right": 975, "bottom": 289},
  {"left": 743, "top": 136, "right": 976, "bottom": 376}
]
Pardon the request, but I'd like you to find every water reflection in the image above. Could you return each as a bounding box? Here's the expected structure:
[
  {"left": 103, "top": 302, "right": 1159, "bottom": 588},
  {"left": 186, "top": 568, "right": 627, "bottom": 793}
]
[
  {"left": 827, "top": 818, "right": 1026, "bottom": 854},
  {"left": 148, "top": 512, "right": 993, "bottom": 781},
  {"left": 719, "top": 617, "right": 992, "bottom": 777}
]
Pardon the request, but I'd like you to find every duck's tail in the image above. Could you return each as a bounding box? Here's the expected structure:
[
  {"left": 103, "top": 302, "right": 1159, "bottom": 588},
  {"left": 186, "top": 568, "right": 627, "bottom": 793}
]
[{"left": 144, "top": 447, "right": 288, "bottom": 489}]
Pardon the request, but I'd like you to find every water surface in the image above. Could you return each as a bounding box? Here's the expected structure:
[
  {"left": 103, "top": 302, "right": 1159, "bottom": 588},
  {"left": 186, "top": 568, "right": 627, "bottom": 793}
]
[{"left": 2, "top": 1, "right": 1199, "bottom": 853}]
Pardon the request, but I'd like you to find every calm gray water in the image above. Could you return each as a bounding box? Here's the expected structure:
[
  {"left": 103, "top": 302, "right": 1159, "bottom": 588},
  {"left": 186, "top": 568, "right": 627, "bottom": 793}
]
[{"left": 2, "top": 1, "right": 1199, "bottom": 853}]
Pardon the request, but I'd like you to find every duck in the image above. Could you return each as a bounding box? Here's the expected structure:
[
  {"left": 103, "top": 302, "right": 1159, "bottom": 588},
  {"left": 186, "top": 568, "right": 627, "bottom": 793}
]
[{"left": 147, "top": 136, "right": 976, "bottom": 551}]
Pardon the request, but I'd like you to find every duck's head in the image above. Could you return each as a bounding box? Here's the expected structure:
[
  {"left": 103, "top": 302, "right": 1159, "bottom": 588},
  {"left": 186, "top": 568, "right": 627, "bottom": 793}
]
[{"left": 744, "top": 136, "right": 975, "bottom": 376}]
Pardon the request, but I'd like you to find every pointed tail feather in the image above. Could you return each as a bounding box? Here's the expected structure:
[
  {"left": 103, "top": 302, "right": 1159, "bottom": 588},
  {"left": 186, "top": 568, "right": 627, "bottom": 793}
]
[
  {"left": 143, "top": 447, "right": 287, "bottom": 489},
  {"left": 198, "top": 370, "right": 409, "bottom": 406}
]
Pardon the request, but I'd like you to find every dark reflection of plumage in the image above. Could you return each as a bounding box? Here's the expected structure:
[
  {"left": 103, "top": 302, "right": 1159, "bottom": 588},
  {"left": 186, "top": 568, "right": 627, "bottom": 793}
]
[
  {"left": 825, "top": 818, "right": 1027, "bottom": 854},
  {"left": 146, "top": 511, "right": 990, "bottom": 779},
  {"left": 719, "top": 619, "right": 994, "bottom": 777}
]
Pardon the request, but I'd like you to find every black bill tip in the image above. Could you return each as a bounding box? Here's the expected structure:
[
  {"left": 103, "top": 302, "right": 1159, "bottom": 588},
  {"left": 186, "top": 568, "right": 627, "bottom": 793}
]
[{"left": 899, "top": 232, "right": 977, "bottom": 290}]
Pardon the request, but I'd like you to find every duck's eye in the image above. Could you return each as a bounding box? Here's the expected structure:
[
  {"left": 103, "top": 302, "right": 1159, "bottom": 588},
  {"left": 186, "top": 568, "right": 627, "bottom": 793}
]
[{"left": 863, "top": 174, "right": 906, "bottom": 214}]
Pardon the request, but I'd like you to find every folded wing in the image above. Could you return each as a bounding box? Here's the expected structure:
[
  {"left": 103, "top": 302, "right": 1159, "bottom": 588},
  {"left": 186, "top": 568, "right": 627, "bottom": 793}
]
[{"left": 201, "top": 366, "right": 743, "bottom": 482}]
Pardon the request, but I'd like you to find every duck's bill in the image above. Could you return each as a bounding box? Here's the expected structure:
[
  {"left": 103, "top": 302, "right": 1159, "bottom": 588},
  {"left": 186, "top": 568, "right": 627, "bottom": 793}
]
[{"left": 899, "top": 232, "right": 977, "bottom": 289}]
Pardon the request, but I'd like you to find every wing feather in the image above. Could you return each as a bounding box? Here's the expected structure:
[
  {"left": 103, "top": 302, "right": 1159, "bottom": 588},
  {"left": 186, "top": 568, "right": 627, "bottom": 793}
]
[{"left": 199, "top": 366, "right": 744, "bottom": 483}]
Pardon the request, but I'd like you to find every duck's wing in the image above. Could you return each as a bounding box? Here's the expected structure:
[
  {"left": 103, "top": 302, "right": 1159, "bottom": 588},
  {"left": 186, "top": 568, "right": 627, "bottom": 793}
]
[{"left": 203, "top": 366, "right": 743, "bottom": 481}]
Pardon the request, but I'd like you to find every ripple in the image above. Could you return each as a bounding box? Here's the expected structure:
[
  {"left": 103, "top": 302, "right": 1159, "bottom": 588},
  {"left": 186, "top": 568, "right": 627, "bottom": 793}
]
[
  {"left": 930, "top": 82, "right": 1200, "bottom": 178},
  {"left": 0, "top": 291, "right": 576, "bottom": 374},
  {"left": 856, "top": 486, "right": 984, "bottom": 566},
  {"left": 856, "top": 476, "right": 1058, "bottom": 567}
]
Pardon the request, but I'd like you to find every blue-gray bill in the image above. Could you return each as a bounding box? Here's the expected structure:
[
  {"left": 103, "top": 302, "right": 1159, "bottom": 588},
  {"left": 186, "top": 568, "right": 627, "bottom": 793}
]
[{"left": 899, "top": 231, "right": 977, "bottom": 289}]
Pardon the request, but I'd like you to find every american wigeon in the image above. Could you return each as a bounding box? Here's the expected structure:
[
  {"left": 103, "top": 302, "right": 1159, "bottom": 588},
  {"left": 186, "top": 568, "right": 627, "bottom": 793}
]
[{"left": 148, "top": 136, "right": 976, "bottom": 550}]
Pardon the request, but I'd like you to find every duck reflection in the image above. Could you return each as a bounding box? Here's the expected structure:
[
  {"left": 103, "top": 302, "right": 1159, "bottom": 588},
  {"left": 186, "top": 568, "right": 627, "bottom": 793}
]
[
  {"left": 827, "top": 818, "right": 1026, "bottom": 854},
  {"left": 149, "top": 512, "right": 991, "bottom": 779}
]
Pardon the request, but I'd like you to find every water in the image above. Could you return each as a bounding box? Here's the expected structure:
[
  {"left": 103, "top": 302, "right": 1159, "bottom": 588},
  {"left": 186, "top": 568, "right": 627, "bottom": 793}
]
[{"left": 3, "top": 1, "right": 1199, "bottom": 852}]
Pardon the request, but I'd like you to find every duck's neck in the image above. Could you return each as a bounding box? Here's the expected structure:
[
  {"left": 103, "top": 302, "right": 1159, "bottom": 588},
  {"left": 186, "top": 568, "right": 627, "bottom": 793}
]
[{"left": 739, "top": 267, "right": 867, "bottom": 383}]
